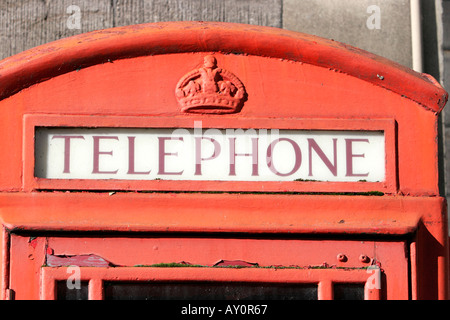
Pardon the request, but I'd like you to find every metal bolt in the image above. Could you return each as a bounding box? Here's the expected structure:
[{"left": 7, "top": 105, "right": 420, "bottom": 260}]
[
  {"left": 359, "top": 254, "right": 370, "bottom": 263},
  {"left": 337, "top": 253, "right": 347, "bottom": 262}
]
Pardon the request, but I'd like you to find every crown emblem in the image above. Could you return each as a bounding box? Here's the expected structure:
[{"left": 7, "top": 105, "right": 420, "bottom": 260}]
[{"left": 175, "top": 55, "right": 246, "bottom": 114}]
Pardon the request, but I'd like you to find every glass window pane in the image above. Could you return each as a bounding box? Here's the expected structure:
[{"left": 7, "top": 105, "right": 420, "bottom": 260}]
[
  {"left": 333, "top": 283, "right": 365, "bottom": 300},
  {"left": 56, "top": 280, "right": 89, "bottom": 300},
  {"left": 104, "top": 282, "right": 318, "bottom": 300}
]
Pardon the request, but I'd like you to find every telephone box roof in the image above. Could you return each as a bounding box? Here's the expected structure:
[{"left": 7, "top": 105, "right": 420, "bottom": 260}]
[{"left": 0, "top": 21, "right": 447, "bottom": 113}]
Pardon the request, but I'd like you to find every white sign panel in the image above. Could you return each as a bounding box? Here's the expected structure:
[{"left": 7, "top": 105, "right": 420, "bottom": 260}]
[{"left": 35, "top": 127, "right": 385, "bottom": 182}]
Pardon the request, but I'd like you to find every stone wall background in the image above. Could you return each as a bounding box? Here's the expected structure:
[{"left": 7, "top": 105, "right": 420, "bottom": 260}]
[{"left": 1, "top": 0, "right": 450, "bottom": 230}]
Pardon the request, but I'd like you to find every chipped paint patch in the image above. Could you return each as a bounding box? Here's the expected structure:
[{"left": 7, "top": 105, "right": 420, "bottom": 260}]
[{"left": 46, "top": 253, "right": 115, "bottom": 267}]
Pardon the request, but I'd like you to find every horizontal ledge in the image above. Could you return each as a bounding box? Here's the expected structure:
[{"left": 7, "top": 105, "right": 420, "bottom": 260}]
[{"left": 0, "top": 192, "right": 439, "bottom": 236}]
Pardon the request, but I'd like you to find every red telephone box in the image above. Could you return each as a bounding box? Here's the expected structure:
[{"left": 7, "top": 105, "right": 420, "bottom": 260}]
[{"left": 0, "top": 21, "right": 448, "bottom": 300}]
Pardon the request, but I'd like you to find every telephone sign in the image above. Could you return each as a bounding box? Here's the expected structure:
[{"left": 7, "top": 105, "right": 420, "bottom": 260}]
[{"left": 35, "top": 127, "right": 385, "bottom": 182}]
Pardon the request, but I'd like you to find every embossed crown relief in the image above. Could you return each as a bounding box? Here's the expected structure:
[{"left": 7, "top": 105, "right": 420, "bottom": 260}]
[{"left": 175, "top": 55, "right": 246, "bottom": 114}]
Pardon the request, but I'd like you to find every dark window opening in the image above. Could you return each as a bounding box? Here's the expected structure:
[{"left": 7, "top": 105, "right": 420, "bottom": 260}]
[
  {"left": 56, "top": 280, "right": 89, "bottom": 300},
  {"left": 333, "top": 283, "right": 365, "bottom": 300},
  {"left": 104, "top": 281, "right": 318, "bottom": 300}
]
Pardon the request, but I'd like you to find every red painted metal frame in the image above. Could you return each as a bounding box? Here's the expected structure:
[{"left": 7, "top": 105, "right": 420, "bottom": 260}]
[
  {"left": 0, "top": 192, "right": 438, "bottom": 235},
  {"left": 8, "top": 232, "right": 409, "bottom": 299},
  {"left": 2, "top": 192, "right": 445, "bottom": 300},
  {"left": 1, "top": 227, "right": 9, "bottom": 300},
  {"left": 23, "top": 114, "right": 397, "bottom": 193},
  {"left": 41, "top": 267, "right": 381, "bottom": 300}
]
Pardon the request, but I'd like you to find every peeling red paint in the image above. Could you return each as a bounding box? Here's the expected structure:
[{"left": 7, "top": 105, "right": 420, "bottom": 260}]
[
  {"left": 28, "top": 238, "right": 37, "bottom": 249},
  {"left": 214, "top": 260, "right": 258, "bottom": 267},
  {"left": 46, "top": 253, "right": 114, "bottom": 267}
]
